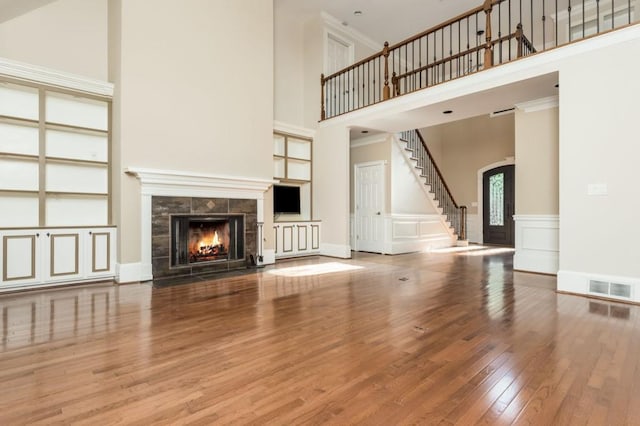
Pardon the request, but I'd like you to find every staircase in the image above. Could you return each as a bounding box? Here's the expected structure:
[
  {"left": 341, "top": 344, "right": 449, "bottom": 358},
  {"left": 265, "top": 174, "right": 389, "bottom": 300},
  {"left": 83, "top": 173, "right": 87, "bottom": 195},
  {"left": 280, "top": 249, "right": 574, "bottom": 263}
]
[{"left": 399, "top": 129, "right": 467, "bottom": 241}]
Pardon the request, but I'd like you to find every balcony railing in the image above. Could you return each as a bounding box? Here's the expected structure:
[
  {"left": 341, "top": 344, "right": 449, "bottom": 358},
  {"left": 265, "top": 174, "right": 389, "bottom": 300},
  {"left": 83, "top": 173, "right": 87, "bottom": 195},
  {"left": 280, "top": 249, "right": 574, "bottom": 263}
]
[{"left": 321, "top": 0, "right": 637, "bottom": 120}]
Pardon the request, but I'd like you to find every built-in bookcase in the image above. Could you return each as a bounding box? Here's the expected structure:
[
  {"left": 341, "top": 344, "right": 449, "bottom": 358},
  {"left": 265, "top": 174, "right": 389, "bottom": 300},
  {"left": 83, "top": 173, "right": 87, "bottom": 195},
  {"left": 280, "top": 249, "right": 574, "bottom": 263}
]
[
  {"left": 273, "top": 131, "right": 312, "bottom": 221},
  {"left": 0, "top": 80, "right": 110, "bottom": 228}
]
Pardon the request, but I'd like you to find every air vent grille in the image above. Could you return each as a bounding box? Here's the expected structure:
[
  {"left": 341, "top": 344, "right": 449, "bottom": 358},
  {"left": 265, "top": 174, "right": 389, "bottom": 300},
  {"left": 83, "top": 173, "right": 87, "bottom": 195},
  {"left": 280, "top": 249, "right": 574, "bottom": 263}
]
[
  {"left": 610, "top": 283, "right": 632, "bottom": 298},
  {"left": 588, "top": 279, "right": 633, "bottom": 300},
  {"left": 589, "top": 280, "right": 609, "bottom": 295}
]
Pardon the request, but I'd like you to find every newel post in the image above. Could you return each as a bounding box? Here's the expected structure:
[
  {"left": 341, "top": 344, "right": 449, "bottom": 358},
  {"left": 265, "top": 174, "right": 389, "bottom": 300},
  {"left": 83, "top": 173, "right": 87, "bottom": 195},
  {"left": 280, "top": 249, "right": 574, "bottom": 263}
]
[
  {"left": 383, "top": 42, "right": 391, "bottom": 100},
  {"left": 320, "top": 74, "right": 326, "bottom": 121},
  {"left": 483, "top": 0, "right": 493, "bottom": 69},
  {"left": 515, "top": 23, "right": 524, "bottom": 58}
]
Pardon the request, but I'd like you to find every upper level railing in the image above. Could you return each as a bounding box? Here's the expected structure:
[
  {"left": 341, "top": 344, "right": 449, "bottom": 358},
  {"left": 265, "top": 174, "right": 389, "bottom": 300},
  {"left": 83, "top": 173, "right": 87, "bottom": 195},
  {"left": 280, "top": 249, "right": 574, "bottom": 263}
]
[{"left": 321, "top": 0, "right": 637, "bottom": 120}]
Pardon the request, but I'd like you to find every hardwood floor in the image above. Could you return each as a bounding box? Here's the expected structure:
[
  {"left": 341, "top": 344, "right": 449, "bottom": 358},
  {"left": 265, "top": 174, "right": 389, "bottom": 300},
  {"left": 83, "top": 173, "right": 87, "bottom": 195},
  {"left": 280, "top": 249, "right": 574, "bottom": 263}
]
[{"left": 0, "top": 248, "right": 638, "bottom": 425}]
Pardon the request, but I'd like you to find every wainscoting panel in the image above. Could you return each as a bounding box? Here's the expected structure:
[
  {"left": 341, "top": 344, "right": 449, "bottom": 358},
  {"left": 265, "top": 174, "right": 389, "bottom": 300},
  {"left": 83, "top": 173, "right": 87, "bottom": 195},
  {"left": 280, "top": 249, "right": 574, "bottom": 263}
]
[
  {"left": 513, "top": 215, "right": 559, "bottom": 274},
  {"left": 385, "top": 214, "right": 454, "bottom": 254}
]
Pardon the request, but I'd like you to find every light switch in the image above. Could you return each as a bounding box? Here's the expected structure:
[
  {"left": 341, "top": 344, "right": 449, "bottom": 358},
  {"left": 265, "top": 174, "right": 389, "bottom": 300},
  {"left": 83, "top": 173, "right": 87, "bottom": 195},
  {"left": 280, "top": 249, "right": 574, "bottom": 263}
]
[{"left": 587, "top": 183, "right": 608, "bottom": 196}]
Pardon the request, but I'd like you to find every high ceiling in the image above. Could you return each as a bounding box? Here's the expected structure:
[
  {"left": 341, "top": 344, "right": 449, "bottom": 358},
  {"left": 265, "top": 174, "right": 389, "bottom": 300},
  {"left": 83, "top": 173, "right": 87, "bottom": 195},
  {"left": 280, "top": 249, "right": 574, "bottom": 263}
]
[
  {"left": 275, "top": 0, "right": 481, "bottom": 46},
  {"left": 0, "top": 0, "right": 56, "bottom": 23}
]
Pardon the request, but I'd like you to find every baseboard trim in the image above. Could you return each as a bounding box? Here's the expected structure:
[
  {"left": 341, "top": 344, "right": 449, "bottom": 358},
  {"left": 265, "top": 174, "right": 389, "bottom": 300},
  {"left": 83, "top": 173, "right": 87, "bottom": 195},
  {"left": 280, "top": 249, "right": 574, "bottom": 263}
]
[
  {"left": 320, "top": 243, "right": 352, "bottom": 259},
  {"left": 558, "top": 270, "right": 640, "bottom": 303},
  {"left": 261, "top": 249, "right": 276, "bottom": 265},
  {"left": 116, "top": 262, "right": 148, "bottom": 283},
  {"left": 386, "top": 235, "right": 453, "bottom": 254}
]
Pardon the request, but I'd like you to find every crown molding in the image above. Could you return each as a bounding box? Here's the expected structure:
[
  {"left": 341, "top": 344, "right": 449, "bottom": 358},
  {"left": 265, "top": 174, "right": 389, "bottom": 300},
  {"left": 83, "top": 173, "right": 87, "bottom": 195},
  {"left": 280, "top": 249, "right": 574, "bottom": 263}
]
[
  {"left": 350, "top": 133, "right": 388, "bottom": 148},
  {"left": 516, "top": 96, "right": 559, "bottom": 113},
  {"left": 273, "top": 121, "right": 316, "bottom": 139},
  {"left": 321, "top": 12, "right": 382, "bottom": 52},
  {"left": 0, "top": 56, "right": 113, "bottom": 97}
]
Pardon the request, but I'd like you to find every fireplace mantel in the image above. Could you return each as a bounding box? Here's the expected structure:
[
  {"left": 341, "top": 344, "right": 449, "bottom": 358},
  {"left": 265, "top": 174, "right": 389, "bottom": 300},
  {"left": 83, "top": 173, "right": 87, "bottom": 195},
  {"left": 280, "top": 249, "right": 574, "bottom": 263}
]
[{"left": 126, "top": 168, "right": 276, "bottom": 282}]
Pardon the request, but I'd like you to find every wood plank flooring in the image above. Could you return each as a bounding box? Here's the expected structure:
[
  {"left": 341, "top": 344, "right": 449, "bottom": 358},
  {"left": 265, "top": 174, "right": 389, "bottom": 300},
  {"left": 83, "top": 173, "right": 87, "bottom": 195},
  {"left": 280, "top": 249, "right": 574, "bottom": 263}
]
[{"left": 0, "top": 248, "right": 638, "bottom": 424}]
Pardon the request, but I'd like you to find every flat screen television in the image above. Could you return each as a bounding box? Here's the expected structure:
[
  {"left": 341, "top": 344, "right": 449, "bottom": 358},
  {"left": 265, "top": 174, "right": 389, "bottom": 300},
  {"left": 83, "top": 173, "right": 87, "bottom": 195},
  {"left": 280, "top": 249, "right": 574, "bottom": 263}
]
[{"left": 273, "top": 185, "right": 301, "bottom": 214}]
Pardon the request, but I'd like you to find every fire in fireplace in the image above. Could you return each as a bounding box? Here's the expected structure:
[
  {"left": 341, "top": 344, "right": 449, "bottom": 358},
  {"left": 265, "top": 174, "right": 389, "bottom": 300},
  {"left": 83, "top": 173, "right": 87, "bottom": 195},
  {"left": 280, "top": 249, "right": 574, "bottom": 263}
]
[{"left": 171, "top": 215, "right": 244, "bottom": 267}]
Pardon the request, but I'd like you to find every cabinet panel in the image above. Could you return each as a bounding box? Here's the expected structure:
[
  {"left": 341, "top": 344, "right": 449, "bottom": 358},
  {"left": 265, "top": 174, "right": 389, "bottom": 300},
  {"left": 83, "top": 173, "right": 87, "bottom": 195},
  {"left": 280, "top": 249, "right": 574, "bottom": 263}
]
[
  {"left": 91, "top": 231, "right": 112, "bottom": 274},
  {"left": 282, "top": 225, "right": 294, "bottom": 253},
  {"left": 3, "top": 234, "right": 37, "bottom": 282},
  {"left": 0, "top": 227, "right": 116, "bottom": 290},
  {"left": 49, "top": 233, "right": 80, "bottom": 278},
  {"left": 274, "top": 221, "right": 321, "bottom": 259}
]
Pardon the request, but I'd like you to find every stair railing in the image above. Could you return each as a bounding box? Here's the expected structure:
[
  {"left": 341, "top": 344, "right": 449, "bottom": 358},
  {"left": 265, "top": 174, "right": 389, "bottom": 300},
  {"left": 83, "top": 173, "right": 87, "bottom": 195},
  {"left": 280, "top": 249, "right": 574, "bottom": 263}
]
[
  {"left": 400, "top": 129, "right": 467, "bottom": 240},
  {"left": 321, "top": 0, "right": 636, "bottom": 120}
]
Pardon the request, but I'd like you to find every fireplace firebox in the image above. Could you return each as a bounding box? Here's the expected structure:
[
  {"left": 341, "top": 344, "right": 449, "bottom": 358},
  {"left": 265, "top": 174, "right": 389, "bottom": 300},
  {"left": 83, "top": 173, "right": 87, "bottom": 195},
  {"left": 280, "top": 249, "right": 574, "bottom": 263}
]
[{"left": 171, "top": 215, "right": 244, "bottom": 267}]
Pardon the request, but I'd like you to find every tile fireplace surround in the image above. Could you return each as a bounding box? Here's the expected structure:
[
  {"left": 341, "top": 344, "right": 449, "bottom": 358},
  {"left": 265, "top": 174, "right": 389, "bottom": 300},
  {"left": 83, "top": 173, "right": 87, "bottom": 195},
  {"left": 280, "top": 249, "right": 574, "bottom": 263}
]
[
  {"left": 126, "top": 168, "right": 274, "bottom": 282},
  {"left": 151, "top": 196, "right": 257, "bottom": 278}
]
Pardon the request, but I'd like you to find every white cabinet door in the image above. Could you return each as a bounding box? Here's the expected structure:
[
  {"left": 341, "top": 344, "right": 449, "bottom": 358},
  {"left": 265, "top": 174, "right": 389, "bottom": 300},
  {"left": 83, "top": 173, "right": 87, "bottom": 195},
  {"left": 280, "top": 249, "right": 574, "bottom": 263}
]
[
  {"left": 1, "top": 230, "right": 42, "bottom": 287},
  {"left": 43, "top": 230, "right": 82, "bottom": 282},
  {"left": 86, "top": 228, "right": 116, "bottom": 279},
  {"left": 274, "top": 222, "right": 321, "bottom": 259}
]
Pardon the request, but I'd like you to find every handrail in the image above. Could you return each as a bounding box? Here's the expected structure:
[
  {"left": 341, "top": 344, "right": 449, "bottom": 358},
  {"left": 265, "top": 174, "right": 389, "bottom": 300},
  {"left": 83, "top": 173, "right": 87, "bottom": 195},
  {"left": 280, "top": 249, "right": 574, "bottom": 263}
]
[
  {"left": 387, "top": 0, "right": 505, "bottom": 51},
  {"left": 414, "top": 130, "right": 458, "bottom": 209},
  {"left": 400, "top": 129, "right": 467, "bottom": 240},
  {"left": 320, "top": 0, "right": 637, "bottom": 120}
]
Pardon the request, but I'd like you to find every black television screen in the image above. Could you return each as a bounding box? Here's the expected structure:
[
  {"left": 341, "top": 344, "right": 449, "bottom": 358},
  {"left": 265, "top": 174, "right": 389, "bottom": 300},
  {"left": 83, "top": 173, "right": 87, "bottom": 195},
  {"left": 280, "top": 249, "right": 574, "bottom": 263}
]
[{"left": 273, "top": 185, "right": 301, "bottom": 214}]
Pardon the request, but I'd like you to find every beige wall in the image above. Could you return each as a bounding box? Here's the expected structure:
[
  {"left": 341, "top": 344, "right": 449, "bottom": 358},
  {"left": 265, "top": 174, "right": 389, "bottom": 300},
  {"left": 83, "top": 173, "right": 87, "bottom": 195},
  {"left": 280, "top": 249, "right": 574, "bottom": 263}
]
[
  {"left": 274, "top": 9, "right": 305, "bottom": 127},
  {"left": 0, "top": 0, "right": 108, "bottom": 80},
  {"left": 314, "top": 123, "right": 350, "bottom": 255},
  {"left": 421, "top": 114, "right": 515, "bottom": 214},
  {"left": 559, "top": 36, "right": 640, "bottom": 278},
  {"left": 110, "top": 0, "right": 274, "bottom": 263},
  {"left": 515, "top": 107, "right": 559, "bottom": 215}
]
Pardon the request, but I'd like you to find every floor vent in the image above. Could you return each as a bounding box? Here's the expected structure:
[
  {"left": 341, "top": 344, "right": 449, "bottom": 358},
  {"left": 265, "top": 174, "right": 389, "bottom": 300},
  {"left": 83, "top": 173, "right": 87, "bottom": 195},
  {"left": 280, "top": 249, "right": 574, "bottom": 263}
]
[{"left": 589, "top": 279, "right": 632, "bottom": 300}]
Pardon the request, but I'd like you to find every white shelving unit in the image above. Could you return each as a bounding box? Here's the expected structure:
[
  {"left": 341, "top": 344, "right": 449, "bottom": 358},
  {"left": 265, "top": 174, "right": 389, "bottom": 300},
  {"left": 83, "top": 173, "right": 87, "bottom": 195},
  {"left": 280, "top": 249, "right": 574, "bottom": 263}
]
[{"left": 0, "top": 76, "right": 115, "bottom": 290}]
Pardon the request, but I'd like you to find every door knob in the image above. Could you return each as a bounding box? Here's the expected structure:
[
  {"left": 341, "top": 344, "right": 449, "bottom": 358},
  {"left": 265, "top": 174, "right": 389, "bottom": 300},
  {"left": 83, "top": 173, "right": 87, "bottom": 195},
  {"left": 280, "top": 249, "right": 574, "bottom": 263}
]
[{"left": 376, "top": 212, "right": 381, "bottom": 215}]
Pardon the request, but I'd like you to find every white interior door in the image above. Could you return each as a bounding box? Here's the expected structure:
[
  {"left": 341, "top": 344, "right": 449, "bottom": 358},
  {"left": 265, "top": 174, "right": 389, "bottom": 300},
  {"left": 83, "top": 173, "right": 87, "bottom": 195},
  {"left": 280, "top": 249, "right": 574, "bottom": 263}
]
[
  {"left": 355, "top": 162, "right": 385, "bottom": 253},
  {"left": 326, "top": 33, "right": 354, "bottom": 116}
]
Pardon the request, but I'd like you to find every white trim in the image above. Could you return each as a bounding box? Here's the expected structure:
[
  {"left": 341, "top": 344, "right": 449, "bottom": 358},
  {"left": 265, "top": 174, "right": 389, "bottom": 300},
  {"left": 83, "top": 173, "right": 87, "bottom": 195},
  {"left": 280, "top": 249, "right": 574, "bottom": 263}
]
[
  {"left": 321, "top": 12, "right": 382, "bottom": 53},
  {"left": 558, "top": 270, "right": 640, "bottom": 302},
  {"left": 273, "top": 121, "right": 315, "bottom": 139},
  {"left": 515, "top": 96, "right": 559, "bottom": 113},
  {"left": 0, "top": 56, "right": 114, "bottom": 97},
  {"left": 126, "top": 168, "right": 275, "bottom": 282},
  {"left": 383, "top": 213, "right": 454, "bottom": 254},
  {"left": 465, "top": 213, "right": 481, "bottom": 243},
  {"left": 350, "top": 133, "right": 389, "bottom": 148},
  {"left": 476, "top": 157, "right": 516, "bottom": 243},
  {"left": 353, "top": 160, "right": 386, "bottom": 253},
  {"left": 513, "top": 215, "right": 559, "bottom": 275},
  {"left": 262, "top": 249, "right": 276, "bottom": 265},
  {"left": 320, "top": 243, "right": 351, "bottom": 258},
  {"left": 116, "top": 262, "right": 145, "bottom": 283},
  {"left": 318, "top": 24, "right": 640, "bottom": 129}
]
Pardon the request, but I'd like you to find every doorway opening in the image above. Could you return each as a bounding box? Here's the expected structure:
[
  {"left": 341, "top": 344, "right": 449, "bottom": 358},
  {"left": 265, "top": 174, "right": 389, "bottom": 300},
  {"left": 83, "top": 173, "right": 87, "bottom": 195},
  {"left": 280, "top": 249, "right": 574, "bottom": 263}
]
[{"left": 482, "top": 165, "right": 515, "bottom": 246}]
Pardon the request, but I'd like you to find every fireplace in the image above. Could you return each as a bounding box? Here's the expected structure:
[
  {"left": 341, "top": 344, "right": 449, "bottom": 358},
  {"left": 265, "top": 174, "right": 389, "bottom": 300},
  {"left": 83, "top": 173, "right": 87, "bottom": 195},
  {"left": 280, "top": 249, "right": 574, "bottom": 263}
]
[
  {"left": 149, "top": 196, "right": 258, "bottom": 279},
  {"left": 171, "top": 215, "right": 244, "bottom": 266}
]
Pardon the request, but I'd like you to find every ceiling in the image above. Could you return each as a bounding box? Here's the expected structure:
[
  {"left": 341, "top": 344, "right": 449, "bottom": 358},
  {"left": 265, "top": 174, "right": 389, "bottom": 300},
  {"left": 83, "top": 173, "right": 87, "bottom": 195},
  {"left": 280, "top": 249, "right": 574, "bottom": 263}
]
[
  {"left": 0, "top": 0, "right": 56, "bottom": 23},
  {"left": 275, "top": 0, "right": 481, "bottom": 47}
]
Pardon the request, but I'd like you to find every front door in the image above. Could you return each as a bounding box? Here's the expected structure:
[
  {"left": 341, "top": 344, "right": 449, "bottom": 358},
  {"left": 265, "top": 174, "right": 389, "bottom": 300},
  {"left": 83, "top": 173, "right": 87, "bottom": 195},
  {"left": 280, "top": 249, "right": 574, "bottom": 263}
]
[
  {"left": 483, "top": 165, "right": 515, "bottom": 246},
  {"left": 355, "top": 162, "right": 385, "bottom": 253}
]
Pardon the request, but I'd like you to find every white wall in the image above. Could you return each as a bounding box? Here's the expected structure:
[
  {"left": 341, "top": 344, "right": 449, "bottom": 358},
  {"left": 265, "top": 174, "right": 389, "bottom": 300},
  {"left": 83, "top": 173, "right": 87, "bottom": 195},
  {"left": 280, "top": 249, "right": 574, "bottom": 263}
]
[
  {"left": 314, "top": 123, "right": 351, "bottom": 257},
  {"left": 558, "top": 36, "right": 640, "bottom": 281},
  {"left": 390, "top": 138, "right": 440, "bottom": 215},
  {"left": 0, "top": 0, "right": 108, "bottom": 81},
  {"left": 110, "top": 0, "right": 274, "bottom": 264}
]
